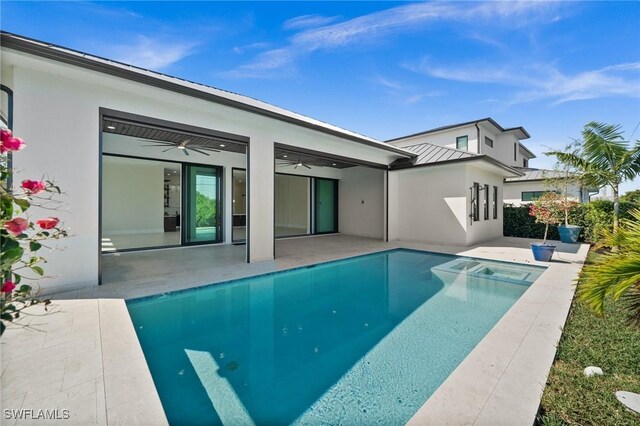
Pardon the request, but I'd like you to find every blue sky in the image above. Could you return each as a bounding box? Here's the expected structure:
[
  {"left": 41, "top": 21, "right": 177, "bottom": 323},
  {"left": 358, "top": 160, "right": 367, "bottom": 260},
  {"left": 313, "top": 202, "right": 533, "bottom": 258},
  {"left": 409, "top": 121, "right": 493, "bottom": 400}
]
[{"left": 3, "top": 1, "right": 640, "bottom": 193}]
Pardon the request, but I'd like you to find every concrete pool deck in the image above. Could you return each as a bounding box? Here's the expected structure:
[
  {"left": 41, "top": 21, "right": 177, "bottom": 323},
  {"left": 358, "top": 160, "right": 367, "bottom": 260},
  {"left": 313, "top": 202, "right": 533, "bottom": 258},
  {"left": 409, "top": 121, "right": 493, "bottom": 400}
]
[{"left": 0, "top": 235, "right": 589, "bottom": 425}]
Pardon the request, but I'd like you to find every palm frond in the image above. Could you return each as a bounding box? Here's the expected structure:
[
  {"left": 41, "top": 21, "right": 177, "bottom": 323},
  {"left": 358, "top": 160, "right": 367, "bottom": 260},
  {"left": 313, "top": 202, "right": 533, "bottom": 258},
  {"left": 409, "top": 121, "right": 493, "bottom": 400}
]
[{"left": 578, "top": 209, "right": 640, "bottom": 325}]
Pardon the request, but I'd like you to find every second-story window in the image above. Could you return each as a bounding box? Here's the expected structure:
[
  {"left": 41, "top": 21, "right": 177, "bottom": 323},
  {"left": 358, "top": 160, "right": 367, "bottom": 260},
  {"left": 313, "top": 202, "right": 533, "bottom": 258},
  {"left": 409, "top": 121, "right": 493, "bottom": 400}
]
[
  {"left": 514, "top": 143, "right": 517, "bottom": 161},
  {"left": 456, "top": 135, "right": 468, "bottom": 151},
  {"left": 484, "top": 136, "right": 493, "bottom": 148},
  {"left": 523, "top": 158, "right": 528, "bottom": 167}
]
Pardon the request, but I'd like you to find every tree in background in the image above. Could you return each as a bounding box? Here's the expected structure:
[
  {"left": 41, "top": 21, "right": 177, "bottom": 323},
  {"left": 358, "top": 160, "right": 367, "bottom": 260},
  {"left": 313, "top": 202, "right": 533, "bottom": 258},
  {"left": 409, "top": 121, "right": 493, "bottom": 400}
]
[
  {"left": 195, "top": 191, "right": 216, "bottom": 228},
  {"left": 546, "top": 122, "right": 640, "bottom": 235}
]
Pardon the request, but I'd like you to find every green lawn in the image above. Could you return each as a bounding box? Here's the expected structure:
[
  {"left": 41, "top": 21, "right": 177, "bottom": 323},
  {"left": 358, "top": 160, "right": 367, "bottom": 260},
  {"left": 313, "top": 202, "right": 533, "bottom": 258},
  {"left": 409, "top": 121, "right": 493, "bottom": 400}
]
[{"left": 538, "top": 254, "right": 640, "bottom": 425}]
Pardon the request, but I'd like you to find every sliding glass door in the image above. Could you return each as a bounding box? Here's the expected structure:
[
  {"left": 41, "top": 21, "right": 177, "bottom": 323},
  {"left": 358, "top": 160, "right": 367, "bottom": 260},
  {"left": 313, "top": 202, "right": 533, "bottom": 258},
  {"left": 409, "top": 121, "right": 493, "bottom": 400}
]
[
  {"left": 315, "top": 178, "right": 338, "bottom": 234},
  {"left": 183, "top": 165, "right": 222, "bottom": 245}
]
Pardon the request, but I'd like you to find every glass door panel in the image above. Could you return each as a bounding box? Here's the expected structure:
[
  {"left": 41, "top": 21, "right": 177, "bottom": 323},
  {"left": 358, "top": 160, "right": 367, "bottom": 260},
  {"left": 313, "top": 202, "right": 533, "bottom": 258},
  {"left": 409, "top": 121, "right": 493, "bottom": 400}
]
[
  {"left": 232, "top": 169, "right": 247, "bottom": 242},
  {"left": 183, "top": 165, "right": 221, "bottom": 245},
  {"left": 315, "top": 178, "right": 337, "bottom": 234}
]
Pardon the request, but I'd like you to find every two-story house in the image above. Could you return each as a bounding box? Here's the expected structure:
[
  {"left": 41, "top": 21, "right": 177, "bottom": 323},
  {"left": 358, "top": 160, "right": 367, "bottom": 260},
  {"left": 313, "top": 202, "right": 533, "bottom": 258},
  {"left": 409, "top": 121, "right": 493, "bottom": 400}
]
[{"left": 386, "top": 118, "right": 593, "bottom": 206}]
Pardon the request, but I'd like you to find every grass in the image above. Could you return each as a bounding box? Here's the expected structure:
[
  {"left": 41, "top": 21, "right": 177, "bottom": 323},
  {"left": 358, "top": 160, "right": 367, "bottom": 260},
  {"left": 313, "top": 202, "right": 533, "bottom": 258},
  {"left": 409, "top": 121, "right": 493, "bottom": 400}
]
[{"left": 538, "top": 252, "right": 640, "bottom": 425}]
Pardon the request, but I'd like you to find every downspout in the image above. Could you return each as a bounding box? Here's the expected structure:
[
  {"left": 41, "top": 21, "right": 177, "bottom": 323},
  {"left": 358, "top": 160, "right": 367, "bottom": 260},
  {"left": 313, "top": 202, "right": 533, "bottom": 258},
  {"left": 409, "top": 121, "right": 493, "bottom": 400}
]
[{"left": 475, "top": 122, "right": 481, "bottom": 154}]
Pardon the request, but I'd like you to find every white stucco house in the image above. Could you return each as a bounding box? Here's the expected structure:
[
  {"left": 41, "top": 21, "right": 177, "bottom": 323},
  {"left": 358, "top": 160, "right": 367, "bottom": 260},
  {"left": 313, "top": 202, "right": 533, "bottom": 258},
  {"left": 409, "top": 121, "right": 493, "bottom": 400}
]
[
  {"left": 1, "top": 32, "right": 528, "bottom": 293},
  {"left": 386, "top": 118, "right": 594, "bottom": 207}
]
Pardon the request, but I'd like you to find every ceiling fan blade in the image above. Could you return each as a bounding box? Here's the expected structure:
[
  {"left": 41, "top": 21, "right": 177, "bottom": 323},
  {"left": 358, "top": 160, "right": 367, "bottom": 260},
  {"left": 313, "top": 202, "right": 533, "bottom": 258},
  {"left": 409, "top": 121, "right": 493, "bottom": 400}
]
[
  {"left": 162, "top": 147, "right": 174, "bottom": 152},
  {"left": 183, "top": 149, "right": 190, "bottom": 156},
  {"left": 294, "top": 164, "right": 299, "bottom": 169},
  {"left": 303, "top": 164, "right": 312, "bottom": 169},
  {"left": 137, "top": 138, "right": 175, "bottom": 145},
  {"left": 189, "top": 147, "right": 211, "bottom": 156}
]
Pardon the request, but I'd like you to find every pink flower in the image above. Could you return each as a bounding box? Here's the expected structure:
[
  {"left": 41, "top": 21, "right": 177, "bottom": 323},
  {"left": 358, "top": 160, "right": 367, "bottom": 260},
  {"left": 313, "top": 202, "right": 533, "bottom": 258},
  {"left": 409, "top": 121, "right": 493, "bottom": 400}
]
[
  {"left": 36, "top": 217, "right": 59, "bottom": 230},
  {"left": 4, "top": 217, "right": 29, "bottom": 236},
  {"left": 1, "top": 281, "right": 16, "bottom": 293},
  {"left": 21, "top": 180, "right": 47, "bottom": 194},
  {"left": 0, "top": 129, "right": 26, "bottom": 154}
]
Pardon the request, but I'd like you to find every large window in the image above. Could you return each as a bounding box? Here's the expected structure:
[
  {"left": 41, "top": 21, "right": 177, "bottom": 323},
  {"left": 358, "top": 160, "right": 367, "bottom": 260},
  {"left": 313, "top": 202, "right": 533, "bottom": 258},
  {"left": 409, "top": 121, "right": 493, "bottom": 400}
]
[
  {"left": 315, "top": 178, "right": 338, "bottom": 233},
  {"left": 275, "top": 174, "right": 311, "bottom": 238},
  {"left": 522, "top": 191, "right": 548, "bottom": 202},
  {"left": 523, "top": 158, "right": 528, "bottom": 167},
  {"left": 102, "top": 155, "right": 183, "bottom": 252},
  {"left": 183, "top": 165, "right": 222, "bottom": 245},
  {"left": 456, "top": 135, "right": 468, "bottom": 151},
  {"left": 514, "top": 143, "right": 518, "bottom": 161},
  {"left": 484, "top": 184, "right": 490, "bottom": 220},
  {"left": 493, "top": 186, "right": 498, "bottom": 219}
]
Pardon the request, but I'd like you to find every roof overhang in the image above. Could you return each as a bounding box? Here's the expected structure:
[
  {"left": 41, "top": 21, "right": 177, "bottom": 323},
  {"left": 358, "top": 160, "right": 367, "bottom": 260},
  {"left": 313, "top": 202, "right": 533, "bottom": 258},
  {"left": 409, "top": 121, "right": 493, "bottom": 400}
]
[
  {"left": 390, "top": 154, "right": 524, "bottom": 178},
  {"left": 518, "top": 143, "right": 536, "bottom": 159},
  {"left": 387, "top": 118, "right": 531, "bottom": 143},
  {"left": 0, "top": 31, "right": 414, "bottom": 159}
]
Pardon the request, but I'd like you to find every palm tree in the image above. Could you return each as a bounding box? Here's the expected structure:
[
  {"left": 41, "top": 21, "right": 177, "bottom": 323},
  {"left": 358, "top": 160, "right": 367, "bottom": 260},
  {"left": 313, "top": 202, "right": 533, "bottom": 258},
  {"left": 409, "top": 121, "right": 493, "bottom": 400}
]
[
  {"left": 546, "top": 122, "right": 640, "bottom": 233},
  {"left": 578, "top": 209, "right": 640, "bottom": 326}
]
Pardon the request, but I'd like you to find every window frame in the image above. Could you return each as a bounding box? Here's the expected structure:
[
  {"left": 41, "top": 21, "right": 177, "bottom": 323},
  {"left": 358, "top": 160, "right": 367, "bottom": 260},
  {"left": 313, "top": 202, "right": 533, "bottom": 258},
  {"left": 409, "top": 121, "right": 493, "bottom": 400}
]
[
  {"left": 472, "top": 182, "right": 480, "bottom": 222},
  {"left": 484, "top": 136, "right": 493, "bottom": 148},
  {"left": 521, "top": 191, "right": 548, "bottom": 202},
  {"left": 493, "top": 185, "right": 498, "bottom": 219},
  {"left": 456, "top": 135, "right": 469, "bottom": 151},
  {"left": 484, "top": 184, "right": 490, "bottom": 220}
]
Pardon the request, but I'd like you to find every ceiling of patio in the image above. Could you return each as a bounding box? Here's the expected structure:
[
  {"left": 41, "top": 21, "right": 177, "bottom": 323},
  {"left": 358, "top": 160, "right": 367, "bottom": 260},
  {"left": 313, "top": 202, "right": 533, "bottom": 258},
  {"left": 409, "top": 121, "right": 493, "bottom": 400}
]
[{"left": 102, "top": 117, "right": 247, "bottom": 154}]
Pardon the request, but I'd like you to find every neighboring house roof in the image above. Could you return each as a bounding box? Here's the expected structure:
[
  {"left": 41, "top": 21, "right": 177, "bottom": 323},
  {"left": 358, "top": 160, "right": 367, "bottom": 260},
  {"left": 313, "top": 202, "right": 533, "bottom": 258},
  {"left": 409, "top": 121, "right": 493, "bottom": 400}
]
[
  {"left": 505, "top": 168, "right": 567, "bottom": 182},
  {"left": 385, "top": 117, "right": 530, "bottom": 143},
  {"left": 390, "top": 142, "right": 523, "bottom": 177},
  {"left": 402, "top": 141, "right": 478, "bottom": 164},
  {"left": 0, "top": 31, "right": 413, "bottom": 158}
]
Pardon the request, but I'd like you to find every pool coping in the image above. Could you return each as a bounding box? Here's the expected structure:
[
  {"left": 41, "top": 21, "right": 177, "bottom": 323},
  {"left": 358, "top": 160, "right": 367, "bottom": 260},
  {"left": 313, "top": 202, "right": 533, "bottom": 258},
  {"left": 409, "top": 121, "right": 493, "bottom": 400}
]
[{"left": 406, "top": 241, "right": 590, "bottom": 425}]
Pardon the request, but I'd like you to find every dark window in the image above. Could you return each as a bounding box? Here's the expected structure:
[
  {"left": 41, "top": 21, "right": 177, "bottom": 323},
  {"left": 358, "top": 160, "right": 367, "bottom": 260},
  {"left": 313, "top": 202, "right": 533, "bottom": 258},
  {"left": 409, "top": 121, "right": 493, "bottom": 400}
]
[
  {"left": 523, "top": 158, "right": 528, "bottom": 167},
  {"left": 472, "top": 182, "right": 480, "bottom": 221},
  {"left": 484, "top": 184, "right": 490, "bottom": 220},
  {"left": 484, "top": 136, "right": 493, "bottom": 148},
  {"left": 493, "top": 186, "right": 498, "bottom": 219},
  {"left": 514, "top": 143, "right": 517, "bottom": 161},
  {"left": 456, "top": 135, "right": 468, "bottom": 151},
  {"left": 522, "top": 191, "right": 548, "bottom": 202}
]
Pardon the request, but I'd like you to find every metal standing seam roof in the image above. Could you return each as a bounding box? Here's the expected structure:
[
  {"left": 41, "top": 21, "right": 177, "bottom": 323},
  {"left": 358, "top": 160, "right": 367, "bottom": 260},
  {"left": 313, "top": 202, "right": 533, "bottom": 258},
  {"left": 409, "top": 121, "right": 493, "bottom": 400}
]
[
  {"left": 0, "top": 31, "right": 414, "bottom": 158},
  {"left": 401, "top": 142, "right": 479, "bottom": 165},
  {"left": 505, "top": 168, "right": 567, "bottom": 182}
]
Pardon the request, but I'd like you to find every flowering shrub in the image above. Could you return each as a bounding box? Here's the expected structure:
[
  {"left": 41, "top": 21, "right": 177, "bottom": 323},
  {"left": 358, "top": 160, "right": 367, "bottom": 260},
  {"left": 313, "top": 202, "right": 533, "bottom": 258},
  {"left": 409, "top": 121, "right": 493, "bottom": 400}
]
[
  {"left": 1, "top": 129, "right": 68, "bottom": 335},
  {"left": 529, "top": 192, "right": 563, "bottom": 244}
]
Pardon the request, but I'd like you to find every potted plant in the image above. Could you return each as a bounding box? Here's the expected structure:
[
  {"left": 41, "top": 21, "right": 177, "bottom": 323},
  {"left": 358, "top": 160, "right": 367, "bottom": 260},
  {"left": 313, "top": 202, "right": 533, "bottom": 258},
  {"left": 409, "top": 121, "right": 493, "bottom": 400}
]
[
  {"left": 545, "top": 142, "right": 583, "bottom": 243},
  {"left": 529, "top": 192, "right": 563, "bottom": 261}
]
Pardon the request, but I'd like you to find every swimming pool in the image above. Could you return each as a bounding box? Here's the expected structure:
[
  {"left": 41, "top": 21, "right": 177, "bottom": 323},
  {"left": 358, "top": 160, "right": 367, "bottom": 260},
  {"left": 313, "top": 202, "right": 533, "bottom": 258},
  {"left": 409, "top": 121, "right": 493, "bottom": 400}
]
[{"left": 127, "top": 248, "right": 545, "bottom": 425}]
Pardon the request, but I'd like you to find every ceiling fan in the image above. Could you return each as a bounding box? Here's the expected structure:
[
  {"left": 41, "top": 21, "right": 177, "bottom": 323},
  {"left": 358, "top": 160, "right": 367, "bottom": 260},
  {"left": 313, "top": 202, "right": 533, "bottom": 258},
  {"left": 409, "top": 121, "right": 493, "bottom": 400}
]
[
  {"left": 277, "top": 157, "right": 314, "bottom": 169},
  {"left": 138, "top": 138, "right": 220, "bottom": 156}
]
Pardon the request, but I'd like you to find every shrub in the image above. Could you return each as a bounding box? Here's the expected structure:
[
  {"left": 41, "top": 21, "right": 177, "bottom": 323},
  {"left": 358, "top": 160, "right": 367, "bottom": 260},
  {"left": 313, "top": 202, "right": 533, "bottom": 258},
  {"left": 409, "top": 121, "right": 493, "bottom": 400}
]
[{"left": 504, "top": 200, "right": 635, "bottom": 243}]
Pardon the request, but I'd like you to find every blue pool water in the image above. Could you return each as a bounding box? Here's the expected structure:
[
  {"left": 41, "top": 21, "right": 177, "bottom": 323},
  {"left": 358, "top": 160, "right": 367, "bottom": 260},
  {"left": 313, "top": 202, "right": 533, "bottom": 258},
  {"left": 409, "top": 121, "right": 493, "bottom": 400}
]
[{"left": 127, "top": 249, "right": 545, "bottom": 425}]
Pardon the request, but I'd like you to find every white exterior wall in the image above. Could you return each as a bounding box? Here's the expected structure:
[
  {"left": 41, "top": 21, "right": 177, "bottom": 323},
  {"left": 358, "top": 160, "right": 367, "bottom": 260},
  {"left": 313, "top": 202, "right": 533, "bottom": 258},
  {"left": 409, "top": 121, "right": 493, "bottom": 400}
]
[
  {"left": 5, "top": 49, "right": 402, "bottom": 291},
  {"left": 504, "top": 181, "right": 584, "bottom": 206},
  {"left": 388, "top": 164, "right": 469, "bottom": 245},
  {"left": 389, "top": 125, "right": 480, "bottom": 153},
  {"left": 338, "top": 167, "right": 384, "bottom": 239},
  {"left": 464, "top": 164, "right": 504, "bottom": 246},
  {"left": 388, "top": 162, "right": 506, "bottom": 246}
]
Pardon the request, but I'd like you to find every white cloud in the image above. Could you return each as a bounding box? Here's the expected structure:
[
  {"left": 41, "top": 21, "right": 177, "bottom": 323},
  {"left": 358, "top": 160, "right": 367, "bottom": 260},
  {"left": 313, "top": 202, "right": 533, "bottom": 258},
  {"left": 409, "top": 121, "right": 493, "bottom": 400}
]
[
  {"left": 409, "top": 59, "right": 640, "bottom": 104},
  {"left": 224, "top": 1, "right": 562, "bottom": 78},
  {"left": 111, "top": 36, "right": 197, "bottom": 70},
  {"left": 232, "top": 42, "right": 271, "bottom": 55},
  {"left": 283, "top": 14, "right": 340, "bottom": 30}
]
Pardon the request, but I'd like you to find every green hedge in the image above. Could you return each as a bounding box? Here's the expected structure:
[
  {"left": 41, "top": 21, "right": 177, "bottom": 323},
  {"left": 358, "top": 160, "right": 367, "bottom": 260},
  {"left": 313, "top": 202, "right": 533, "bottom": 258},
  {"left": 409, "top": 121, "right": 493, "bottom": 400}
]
[{"left": 503, "top": 200, "right": 635, "bottom": 242}]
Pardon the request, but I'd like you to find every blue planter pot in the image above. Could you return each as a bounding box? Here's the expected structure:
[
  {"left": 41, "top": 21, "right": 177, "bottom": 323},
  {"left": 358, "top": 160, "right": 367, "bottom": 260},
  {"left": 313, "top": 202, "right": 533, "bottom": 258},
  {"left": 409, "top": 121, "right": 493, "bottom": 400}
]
[
  {"left": 558, "top": 225, "right": 582, "bottom": 244},
  {"left": 530, "top": 243, "right": 556, "bottom": 262}
]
